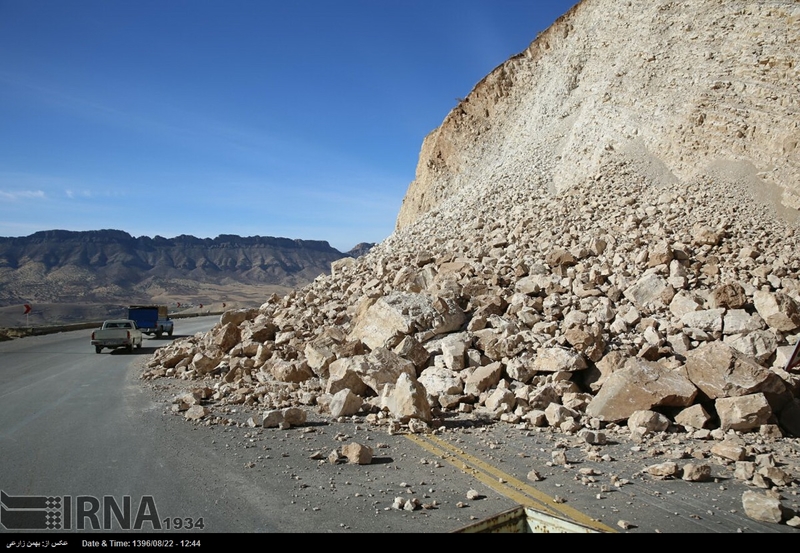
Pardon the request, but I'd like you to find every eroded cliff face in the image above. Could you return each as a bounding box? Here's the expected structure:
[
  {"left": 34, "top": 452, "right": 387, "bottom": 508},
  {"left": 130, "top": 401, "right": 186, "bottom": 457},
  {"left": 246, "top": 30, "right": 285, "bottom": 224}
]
[{"left": 396, "top": 0, "right": 800, "bottom": 230}]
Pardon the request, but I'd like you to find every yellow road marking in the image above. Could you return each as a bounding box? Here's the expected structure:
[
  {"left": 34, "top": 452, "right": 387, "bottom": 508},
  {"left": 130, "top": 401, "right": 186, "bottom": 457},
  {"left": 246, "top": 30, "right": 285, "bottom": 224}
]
[{"left": 405, "top": 433, "right": 616, "bottom": 533}]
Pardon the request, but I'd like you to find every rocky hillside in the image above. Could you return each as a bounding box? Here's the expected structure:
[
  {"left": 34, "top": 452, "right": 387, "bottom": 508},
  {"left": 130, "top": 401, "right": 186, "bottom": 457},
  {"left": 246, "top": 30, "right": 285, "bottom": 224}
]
[
  {"left": 0, "top": 230, "right": 353, "bottom": 305},
  {"left": 397, "top": 0, "right": 800, "bottom": 229},
  {"left": 144, "top": 0, "right": 800, "bottom": 523}
]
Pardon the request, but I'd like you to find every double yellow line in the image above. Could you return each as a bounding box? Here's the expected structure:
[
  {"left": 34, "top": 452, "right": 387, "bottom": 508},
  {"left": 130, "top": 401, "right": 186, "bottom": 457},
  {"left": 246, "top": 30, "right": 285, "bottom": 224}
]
[{"left": 405, "top": 433, "right": 616, "bottom": 533}]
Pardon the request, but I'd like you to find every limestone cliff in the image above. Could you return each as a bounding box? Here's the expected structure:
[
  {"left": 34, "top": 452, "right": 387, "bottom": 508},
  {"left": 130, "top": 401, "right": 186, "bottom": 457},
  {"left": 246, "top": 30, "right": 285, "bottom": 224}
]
[{"left": 396, "top": 0, "right": 800, "bottom": 230}]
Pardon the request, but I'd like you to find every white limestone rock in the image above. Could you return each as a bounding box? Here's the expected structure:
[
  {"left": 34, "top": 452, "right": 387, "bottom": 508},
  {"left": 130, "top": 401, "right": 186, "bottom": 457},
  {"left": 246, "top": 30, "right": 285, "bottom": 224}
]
[
  {"left": 723, "top": 310, "right": 766, "bottom": 335},
  {"left": 464, "top": 362, "right": 504, "bottom": 396},
  {"left": 329, "top": 389, "right": 363, "bottom": 418},
  {"left": 624, "top": 274, "right": 671, "bottom": 311},
  {"left": 418, "top": 366, "right": 464, "bottom": 397},
  {"left": 681, "top": 308, "right": 725, "bottom": 334},
  {"left": 349, "top": 292, "right": 465, "bottom": 350},
  {"left": 724, "top": 330, "right": 778, "bottom": 365},
  {"left": 380, "top": 372, "right": 433, "bottom": 424},
  {"left": 532, "top": 347, "right": 588, "bottom": 373}
]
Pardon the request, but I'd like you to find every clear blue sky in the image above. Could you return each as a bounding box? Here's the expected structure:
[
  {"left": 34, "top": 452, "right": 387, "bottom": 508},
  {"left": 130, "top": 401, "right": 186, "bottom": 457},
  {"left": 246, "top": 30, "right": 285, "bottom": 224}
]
[{"left": 0, "top": 0, "right": 578, "bottom": 252}]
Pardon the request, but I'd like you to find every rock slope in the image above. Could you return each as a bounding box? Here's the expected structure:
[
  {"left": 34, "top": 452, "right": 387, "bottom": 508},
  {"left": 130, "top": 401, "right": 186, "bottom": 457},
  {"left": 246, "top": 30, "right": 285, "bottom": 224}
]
[
  {"left": 397, "top": 0, "right": 800, "bottom": 229},
  {"left": 143, "top": 0, "right": 800, "bottom": 524}
]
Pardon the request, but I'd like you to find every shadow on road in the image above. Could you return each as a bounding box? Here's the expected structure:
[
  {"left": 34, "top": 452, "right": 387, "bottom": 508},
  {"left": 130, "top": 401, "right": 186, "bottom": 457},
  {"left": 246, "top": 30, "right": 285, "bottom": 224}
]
[
  {"left": 371, "top": 457, "right": 395, "bottom": 465},
  {"left": 108, "top": 346, "right": 161, "bottom": 355}
]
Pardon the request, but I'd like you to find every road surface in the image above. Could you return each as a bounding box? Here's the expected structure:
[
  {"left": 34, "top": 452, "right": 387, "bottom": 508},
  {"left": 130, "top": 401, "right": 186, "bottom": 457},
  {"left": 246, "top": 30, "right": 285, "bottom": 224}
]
[{"left": 1, "top": 318, "right": 797, "bottom": 534}]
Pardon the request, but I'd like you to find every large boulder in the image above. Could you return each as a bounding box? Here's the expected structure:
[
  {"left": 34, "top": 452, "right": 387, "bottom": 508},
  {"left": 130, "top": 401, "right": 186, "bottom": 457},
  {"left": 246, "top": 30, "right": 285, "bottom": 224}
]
[
  {"left": 269, "top": 359, "right": 314, "bottom": 383},
  {"left": 210, "top": 322, "right": 240, "bottom": 353},
  {"left": 684, "top": 342, "right": 774, "bottom": 399},
  {"left": 220, "top": 308, "right": 258, "bottom": 327},
  {"left": 464, "top": 362, "right": 504, "bottom": 396},
  {"left": 716, "top": 394, "right": 772, "bottom": 432},
  {"left": 329, "top": 389, "right": 363, "bottom": 418},
  {"left": 585, "top": 358, "right": 698, "bottom": 422},
  {"left": 360, "top": 348, "right": 417, "bottom": 396},
  {"left": 349, "top": 292, "right": 465, "bottom": 349},
  {"left": 380, "top": 372, "right": 432, "bottom": 424},
  {"left": 326, "top": 356, "right": 371, "bottom": 396},
  {"left": 418, "top": 366, "right": 464, "bottom": 397}
]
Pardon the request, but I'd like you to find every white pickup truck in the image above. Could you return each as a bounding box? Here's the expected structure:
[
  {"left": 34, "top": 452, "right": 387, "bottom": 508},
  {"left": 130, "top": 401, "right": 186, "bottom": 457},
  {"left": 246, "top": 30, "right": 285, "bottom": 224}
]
[{"left": 91, "top": 319, "right": 143, "bottom": 354}]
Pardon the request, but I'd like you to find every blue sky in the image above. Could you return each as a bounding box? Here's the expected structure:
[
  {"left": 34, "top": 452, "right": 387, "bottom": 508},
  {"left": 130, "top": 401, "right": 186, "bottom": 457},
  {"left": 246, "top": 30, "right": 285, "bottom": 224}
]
[{"left": 0, "top": 0, "right": 578, "bottom": 252}]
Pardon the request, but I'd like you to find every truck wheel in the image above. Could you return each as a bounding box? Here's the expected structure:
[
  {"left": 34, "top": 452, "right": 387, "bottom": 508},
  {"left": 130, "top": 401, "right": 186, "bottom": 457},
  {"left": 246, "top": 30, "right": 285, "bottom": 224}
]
[
  {"left": 95, "top": 346, "right": 102, "bottom": 354},
  {"left": 168, "top": 328, "right": 173, "bottom": 336},
  {"left": 156, "top": 330, "right": 162, "bottom": 339},
  {"left": 127, "top": 344, "right": 133, "bottom": 353},
  {"left": 137, "top": 340, "right": 142, "bottom": 349}
]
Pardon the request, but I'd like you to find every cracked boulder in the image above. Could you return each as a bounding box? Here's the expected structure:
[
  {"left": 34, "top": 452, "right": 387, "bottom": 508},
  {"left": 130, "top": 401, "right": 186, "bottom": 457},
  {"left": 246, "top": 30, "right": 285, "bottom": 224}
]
[{"left": 349, "top": 292, "right": 466, "bottom": 349}]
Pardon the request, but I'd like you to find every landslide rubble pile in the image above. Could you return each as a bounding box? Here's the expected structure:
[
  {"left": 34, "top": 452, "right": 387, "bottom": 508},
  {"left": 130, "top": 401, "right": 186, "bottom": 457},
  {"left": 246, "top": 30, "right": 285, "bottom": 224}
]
[
  {"left": 146, "top": 173, "right": 800, "bottom": 435},
  {"left": 143, "top": 0, "right": 800, "bottom": 524}
]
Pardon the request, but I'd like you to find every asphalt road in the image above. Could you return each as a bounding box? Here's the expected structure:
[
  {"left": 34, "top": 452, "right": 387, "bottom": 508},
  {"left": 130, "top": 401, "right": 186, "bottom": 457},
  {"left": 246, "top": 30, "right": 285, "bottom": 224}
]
[
  {"left": 1, "top": 318, "right": 798, "bottom": 535},
  {"left": 0, "top": 318, "right": 522, "bottom": 535}
]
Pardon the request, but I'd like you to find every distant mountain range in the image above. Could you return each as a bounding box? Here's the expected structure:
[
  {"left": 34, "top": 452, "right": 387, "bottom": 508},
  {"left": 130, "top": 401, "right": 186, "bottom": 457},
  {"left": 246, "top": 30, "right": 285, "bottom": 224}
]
[{"left": 0, "top": 229, "right": 374, "bottom": 306}]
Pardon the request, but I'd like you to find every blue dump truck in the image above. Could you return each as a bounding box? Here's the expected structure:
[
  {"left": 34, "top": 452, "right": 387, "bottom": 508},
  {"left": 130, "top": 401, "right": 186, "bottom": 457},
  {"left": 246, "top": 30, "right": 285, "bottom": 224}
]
[{"left": 127, "top": 305, "right": 174, "bottom": 338}]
